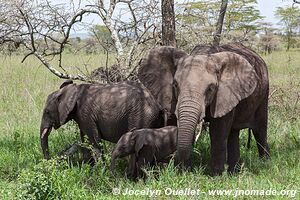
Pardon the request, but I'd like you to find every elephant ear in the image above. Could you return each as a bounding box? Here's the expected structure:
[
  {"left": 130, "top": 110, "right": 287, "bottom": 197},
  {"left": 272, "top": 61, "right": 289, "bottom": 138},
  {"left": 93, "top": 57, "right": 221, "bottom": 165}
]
[
  {"left": 134, "top": 133, "right": 146, "bottom": 156},
  {"left": 210, "top": 52, "right": 258, "bottom": 118},
  {"left": 137, "top": 46, "right": 187, "bottom": 114},
  {"left": 57, "top": 84, "right": 78, "bottom": 125},
  {"left": 134, "top": 133, "right": 155, "bottom": 164}
]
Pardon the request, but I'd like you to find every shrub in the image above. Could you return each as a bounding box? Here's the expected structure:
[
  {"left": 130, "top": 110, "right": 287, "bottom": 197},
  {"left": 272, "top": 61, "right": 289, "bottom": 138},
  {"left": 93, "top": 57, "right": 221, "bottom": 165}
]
[{"left": 16, "top": 158, "right": 90, "bottom": 199}]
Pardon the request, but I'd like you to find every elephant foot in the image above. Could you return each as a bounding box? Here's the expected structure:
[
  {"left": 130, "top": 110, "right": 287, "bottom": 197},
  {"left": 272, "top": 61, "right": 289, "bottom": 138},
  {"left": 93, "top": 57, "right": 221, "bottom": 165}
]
[
  {"left": 210, "top": 170, "right": 223, "bottom": 176},
  {"left": 125, "top": 167, "right": 136, "bottom": 180},
  {"left": 80, "top": 157, "right": 95, "bottom": 166},
  {"left": 126, "top": 169, "right": 144, "bottom": 182},
  {"left": 227, "top": 157, "right": 243, "bottom": 175},
  {"left": 81, "top": 147, "right": 96, "bottom": 166},
  {"left": 90, "top": 148, "right": 104, "bottom": 163},
  {"left": 227, "top": 163, "right": 242, "bottom": 175},
  {"left": 259, "top": 149, "right": 271, "bottom": 160},
  {"left": 210, "top": 165, "right": 225, "bottom": 176},
  {"left": 175, "top": 158, "right": 192, "bottom": 172}
]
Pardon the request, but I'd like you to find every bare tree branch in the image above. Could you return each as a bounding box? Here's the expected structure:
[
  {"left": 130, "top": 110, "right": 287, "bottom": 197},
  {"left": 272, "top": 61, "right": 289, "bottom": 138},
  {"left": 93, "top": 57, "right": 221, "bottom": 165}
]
[
  {"left": 34, "top": 51, "right": 89, "bottom": 81},
  {"left": 0, "top": 0, "right": 160, "bottom": 83}
]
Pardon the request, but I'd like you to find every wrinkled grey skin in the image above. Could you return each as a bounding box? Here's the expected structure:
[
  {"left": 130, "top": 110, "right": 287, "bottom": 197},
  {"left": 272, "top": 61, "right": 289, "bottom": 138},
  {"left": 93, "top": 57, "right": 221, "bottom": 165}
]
[
  {"left": 138, "top": 43, "right": 270, "bottom": 175},
  {"left": 138, "top": 47, "right": 187, "bottom": 125},
  {"left": 40, "top": 81, "right": 165, "bottom": 161},
  {"left": 111, "top": 126, "right": 177, "bottom": 179}
]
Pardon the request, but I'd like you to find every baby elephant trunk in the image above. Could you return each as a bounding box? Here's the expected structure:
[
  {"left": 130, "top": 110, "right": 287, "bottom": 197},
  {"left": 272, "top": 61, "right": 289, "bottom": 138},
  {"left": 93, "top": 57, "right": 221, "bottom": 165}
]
[
  {"left": 110, "top": 153, "right": 118, "bottom": 175},
  {"left": 40, "top": 127, "right": 52, "bottom": 160}
]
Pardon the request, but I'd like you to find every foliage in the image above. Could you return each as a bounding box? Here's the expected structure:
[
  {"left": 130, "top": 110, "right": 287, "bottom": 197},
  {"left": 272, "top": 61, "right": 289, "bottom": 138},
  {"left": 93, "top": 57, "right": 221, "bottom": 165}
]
[
  {"left": 90, "top": 25, "right": 114, "bottom": 51},
  {"left": 275, "top": 6, "right": 300, "bottom": 31},
  {"left": 17, "top": 160, "right": 65, "bottom": 200},
  {"left": 257, "top": 22, "right": 281, "bottom": 54},
  {"left": 16, "top": 158, "right": 103, "bottom": 200},
  {"left": 0, "top": 0, "right": 161, "bottom": 83},
  {"left": 0, "top": 1, "right": 300, "bottom": 199},
  {"left": 0, "top": 50, "right": 299, "bottom": 199},
  {"left": 275, "top": 6, "right": 300, "bottom": 50},
  {"left": 225, "top": 0, "right": 263, "bottom": 32},
  {"left": 176, "top": 0, "right": 263, "bottom": 47}
]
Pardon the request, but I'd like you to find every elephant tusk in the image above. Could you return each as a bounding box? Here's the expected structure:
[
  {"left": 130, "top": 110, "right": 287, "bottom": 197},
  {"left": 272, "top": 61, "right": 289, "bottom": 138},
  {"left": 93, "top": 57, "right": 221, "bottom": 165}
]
[
  {"left": 195, "top": 120, "right": 204, "bottom": 143},
  {"left": 41, "top": 127, "right": 51, "bottom": 138},
  {"left": 40, "top": 127, "right": 52, "bottom": 160},
  {"left": 41, "top": 128, "right": 48, "bottom": 138}
]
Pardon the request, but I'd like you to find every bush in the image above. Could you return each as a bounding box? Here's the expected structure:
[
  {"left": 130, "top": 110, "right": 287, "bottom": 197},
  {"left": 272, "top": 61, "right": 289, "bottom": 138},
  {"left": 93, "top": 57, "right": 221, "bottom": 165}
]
[{"left": 16, "top": 158, "right": 90, "bottom": 200}]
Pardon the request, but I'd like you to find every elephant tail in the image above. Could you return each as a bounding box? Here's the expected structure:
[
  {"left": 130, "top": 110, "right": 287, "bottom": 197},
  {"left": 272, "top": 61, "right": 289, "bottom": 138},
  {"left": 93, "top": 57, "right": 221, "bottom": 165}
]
[{"left": 247, "top": 128, "right": 252, "bottom": 149}]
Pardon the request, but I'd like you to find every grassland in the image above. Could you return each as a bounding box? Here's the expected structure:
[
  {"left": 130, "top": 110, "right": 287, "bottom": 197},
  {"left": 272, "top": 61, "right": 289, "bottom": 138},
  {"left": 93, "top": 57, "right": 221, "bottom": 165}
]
[{"left": 0, "top": 50, "right": 299, "bottom": 199}]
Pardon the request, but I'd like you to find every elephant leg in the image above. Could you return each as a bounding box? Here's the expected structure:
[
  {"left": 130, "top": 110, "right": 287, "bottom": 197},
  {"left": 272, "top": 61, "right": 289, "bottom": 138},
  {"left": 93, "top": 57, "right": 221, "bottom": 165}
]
[
  {"left": 135, "top": 146, "right": 154, "bottom": 179},
  {"left": 90, "top": 136, "right": 104, "bottom": 162},
  {"left": 252, "top": 97, "right": 270, "bottom": 159},
  {"left": 79, "top": 131, "right": 94, "bottom": 165},
  {"left": 252, "top": 126, "right": 270, "bottom": 159},
  {"left": 209, "top": 112, "right": 234, "bottom": 176},
  {"left": 227, "top": 129, "right": 241, "bottom": 173},
  {"left": 82, "top": 127, "right": 104, "bottom": 162},
  {"left": 135, "top": 159, "right": 148, "bottom": 180},
  {"left": 126, "top": 155, "right": 137, "bottom": 179}
]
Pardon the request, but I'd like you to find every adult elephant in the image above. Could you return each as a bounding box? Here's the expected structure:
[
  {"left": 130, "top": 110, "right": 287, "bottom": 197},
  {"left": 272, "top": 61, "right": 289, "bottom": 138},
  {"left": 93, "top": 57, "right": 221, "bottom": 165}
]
[
  {"left": 138, "top": 43, "right": 270, "bottom": 175},
  {"left": 40, "top": 80, "right": 165, "bottom": 161},
  {"left": 138, "top": 46, "right": 187, "bottom": 125}
]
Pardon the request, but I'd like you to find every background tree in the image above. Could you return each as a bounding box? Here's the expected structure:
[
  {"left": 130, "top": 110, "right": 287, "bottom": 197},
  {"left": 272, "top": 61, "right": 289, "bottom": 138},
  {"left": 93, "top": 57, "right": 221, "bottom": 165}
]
[
  {"left": 0, "top": 0, "right": 161, "bottom": 82},
  {"left": 162, "top": 0, "right": 176, "bottom": 46},
  {"left": 213, "top": 0, "right": 228, "bottom": 45},
  {"left": 176, "top": 0, "right": 220, "bottom": 48},
  {"left": 176, "top": 0, "right": 262, "bottom": 48},
  {"left": 0, "top": 0, "right": 92, "bottom": 81},
  {"left": 90, "top": 25, "right": 113, "bottom": 52},
  {"left": 223, "top": 0, "right": 263, "bottom": 43},
  {"left": 257, "top": 22, "right": 279, "bottom": 54},
  {"left": 275, "top": 6, "right": 300, "bottom": 51}
]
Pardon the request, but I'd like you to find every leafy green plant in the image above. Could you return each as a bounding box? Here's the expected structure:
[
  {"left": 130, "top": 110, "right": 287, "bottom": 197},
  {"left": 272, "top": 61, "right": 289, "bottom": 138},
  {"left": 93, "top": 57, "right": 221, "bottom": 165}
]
[{"left": 16, "top": 158, "right": 92, "bottom": 200}]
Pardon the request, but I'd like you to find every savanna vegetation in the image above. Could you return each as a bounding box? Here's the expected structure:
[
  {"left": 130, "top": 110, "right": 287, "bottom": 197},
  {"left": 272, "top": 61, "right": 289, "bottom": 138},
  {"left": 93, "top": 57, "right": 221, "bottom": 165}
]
[
  {"left": 0, "top": 0, "right": 300, "bottom": 199},
  {"left": 0, "top": 49, "right": 299, "bottom": 199}
]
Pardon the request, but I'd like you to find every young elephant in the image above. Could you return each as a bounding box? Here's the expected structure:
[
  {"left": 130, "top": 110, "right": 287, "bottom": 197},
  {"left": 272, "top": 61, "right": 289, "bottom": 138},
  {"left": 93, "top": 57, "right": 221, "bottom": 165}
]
[
  {"left": 40, "top": 80, "right": 165, "bottom": 161},
  {"left": 111, "top": 126, "right": 177, "bottom": 179}
]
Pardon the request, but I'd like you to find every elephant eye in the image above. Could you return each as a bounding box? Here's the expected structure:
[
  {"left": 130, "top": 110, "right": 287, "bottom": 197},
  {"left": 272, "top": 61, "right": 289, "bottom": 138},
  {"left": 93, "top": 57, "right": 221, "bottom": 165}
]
[
  {"left": 173, "top": 81, "right": 177, "bottom": 87},
  {"left": 172, "top": 81, "right": 179, "bottom": 98},
  {"left": 207, "top": 84, "right": 216, "bottom": 94},
  {"left": 45, "top": 109, "right": 50, "bottom": 114}
]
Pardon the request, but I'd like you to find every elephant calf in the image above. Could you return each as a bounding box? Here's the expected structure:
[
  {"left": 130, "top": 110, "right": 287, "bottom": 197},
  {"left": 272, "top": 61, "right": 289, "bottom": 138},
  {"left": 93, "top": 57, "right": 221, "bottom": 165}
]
[
  {"left": 40, "top": 80, "right": 165, "bottom": 162},
  {"left": 111, "top": 126, "right": 177, "bottom": 179}
]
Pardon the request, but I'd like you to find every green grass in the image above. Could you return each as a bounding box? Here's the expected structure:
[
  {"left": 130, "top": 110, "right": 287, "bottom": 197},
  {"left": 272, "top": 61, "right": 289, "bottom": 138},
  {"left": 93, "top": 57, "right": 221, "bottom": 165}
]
[{"left": 0, "top": 51, "right": 299, "bottom": 199}]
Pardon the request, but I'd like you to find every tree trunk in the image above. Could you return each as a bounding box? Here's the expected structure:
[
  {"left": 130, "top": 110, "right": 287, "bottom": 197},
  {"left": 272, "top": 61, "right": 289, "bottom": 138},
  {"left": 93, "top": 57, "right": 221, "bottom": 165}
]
[
  {"left": 287, "top": 30, "right": 291, "bottom": 51},
  {"left": 161, "top": 0, "right": 176, "bottom": 47},
  {"left": 213, "top": 0, "right": 228, "bottom": 45}
]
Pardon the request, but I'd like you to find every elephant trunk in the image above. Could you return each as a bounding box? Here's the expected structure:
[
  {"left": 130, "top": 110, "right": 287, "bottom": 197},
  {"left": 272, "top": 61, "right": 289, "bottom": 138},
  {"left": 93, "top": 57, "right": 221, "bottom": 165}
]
[
  {"left": 176, "top": 96, "right": 204, "bottom": 168},
  {"left": 40, "top": 125, "right": 52, "bottom": 160},
  {"left": 110, "top": 153, "right": 117, "bottom": 175}
]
